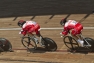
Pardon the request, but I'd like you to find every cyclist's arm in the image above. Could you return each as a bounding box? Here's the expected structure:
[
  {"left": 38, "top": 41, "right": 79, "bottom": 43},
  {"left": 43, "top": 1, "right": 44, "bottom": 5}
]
[
  {"left": 19, "top": 28, "right": 27, "bottom": 36},
  {"left": 62, "top": 27, "right": 69, "bottom": 35},
  {"left": 21, "top": 30, "right": 27, "bottom": 36}
]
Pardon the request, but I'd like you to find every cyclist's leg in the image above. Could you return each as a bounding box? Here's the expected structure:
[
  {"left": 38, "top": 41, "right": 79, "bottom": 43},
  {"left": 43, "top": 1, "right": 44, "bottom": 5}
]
[
  {"left": 76, "top": 34, "right": 83, "bottom": 40},
  {"left": 34, "top": 24, "right": 45, "bottom": 45},
  {"left": 27, "top": 25, "right": 39, "bottom": 37},
  {"left": 71, "top": 33, "right": 83, "bottom": 47},
  {"left": 75, "top": 23, "right": 83, "bottom": 40},
  {"left": 27, "top": 33, "right": 39, "bottom": 44},
  {"left": 71, "top": 26, "right": 84, "bottom": 47},
  {"left": 71, "top": 23, "right": 83, "bottom": 39},
  {"left": 71, "top": 29, "right": 79, "bottom": 40},
  {"left": 27, "top": 26, "right": 34, "bottom": 36},
  {"left": 34, "top": 24, "right": 41, "bottom": 37}
]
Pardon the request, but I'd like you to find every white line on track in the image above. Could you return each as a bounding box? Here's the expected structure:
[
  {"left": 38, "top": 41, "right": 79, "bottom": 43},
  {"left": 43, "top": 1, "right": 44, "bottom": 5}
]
[{"left": 0, "top": 27, "right": 94, "bottom": 30}]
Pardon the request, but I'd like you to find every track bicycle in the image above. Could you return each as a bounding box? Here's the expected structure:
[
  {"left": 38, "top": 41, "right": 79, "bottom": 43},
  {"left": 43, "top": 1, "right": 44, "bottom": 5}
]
[
  {"left": 60, "top": 32, "right": 94, "bottom": 52},
  {"left": 21, "top": 34, "right": 57, "bottom": 51}
]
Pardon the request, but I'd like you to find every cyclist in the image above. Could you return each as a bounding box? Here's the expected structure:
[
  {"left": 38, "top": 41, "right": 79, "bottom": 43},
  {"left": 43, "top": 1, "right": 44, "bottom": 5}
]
[
  {"left": 60, "top": 18, "right": 84, "bottom": 47},
  {"left": 18, "top": 20, "right": 41, "bottom": 44}
]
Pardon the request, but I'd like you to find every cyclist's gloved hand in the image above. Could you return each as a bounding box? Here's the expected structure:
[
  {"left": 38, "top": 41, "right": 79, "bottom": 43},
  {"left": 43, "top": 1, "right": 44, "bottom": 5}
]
[
  {"left": 19, "top": 30, "right": 23, "bottom": 34},
  {"left": 60, "top": 32, "right": 65, "bottom": 37},
  {"left": 19, "top": 31, "right": 21, "bottom": 34}
]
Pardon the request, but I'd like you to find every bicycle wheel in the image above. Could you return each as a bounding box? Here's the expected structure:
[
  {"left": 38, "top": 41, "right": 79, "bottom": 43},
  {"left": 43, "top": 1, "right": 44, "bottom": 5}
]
[
  {"left": 83, "top": 37, "right": 94, "bottom": 51},
  {"left": 63, "top": 36, "right": 79, "bottom": 50},
  {"left": 0, "top": 40, "right": 4, "bottom": 52},
  {"left": 21, "top": 37, "right": 37, "bottom": 50},
  {"left": 42, "top": 37, "right": 57, "bottom": 51},
  {"left": 3, "top": 39, "right": 13, "bottom": 52},
  {"left": 0, "top": 38, "right": 13, "bottom": 52}
]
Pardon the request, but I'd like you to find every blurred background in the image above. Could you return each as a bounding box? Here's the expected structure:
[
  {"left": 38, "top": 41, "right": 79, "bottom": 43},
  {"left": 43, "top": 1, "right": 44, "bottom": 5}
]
[{"left": 0, "top": 0, "right": 94, "bottom": 17}]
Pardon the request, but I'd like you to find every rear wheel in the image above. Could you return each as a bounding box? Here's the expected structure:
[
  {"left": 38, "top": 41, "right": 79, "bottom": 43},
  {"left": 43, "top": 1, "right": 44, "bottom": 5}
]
[
  {"left": 43, "top": 37, "right": 57, "bottom": 51},
  {"left": 63, "top": 36, "right": 79, "bottom": 50},
  {"left": 0, "top": 38, "right": 13, "bottom": 52},
  {"left": 83, "top": 37, "right": 94, "bottom": 51},
  {"left": 21, "top": 37, "right": 37, "bottom": 50}
]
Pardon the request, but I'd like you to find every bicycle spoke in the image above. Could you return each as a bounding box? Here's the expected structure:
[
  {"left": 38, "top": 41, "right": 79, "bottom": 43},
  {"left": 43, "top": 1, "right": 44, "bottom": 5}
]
[
  {"left": 21, "top": 37, "right": 37, "bottom": 49},
  {"left": 63, "top": 36, "right": 79, "bottom": 50},
  {"left": 29, "top": 43, "right": 35, "bottom": 47},
  {"left": 65, "top": 42, "right": 71, "bottom": 44},
  {"left": 73, "top": 42, "right": 78, "bottom": 45}
]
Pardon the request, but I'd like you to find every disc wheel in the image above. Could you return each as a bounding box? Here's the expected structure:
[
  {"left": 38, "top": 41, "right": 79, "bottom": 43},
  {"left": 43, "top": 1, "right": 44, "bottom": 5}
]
[
  {"left": 83, "top": 37, "right": 94, "bottom": 51},
  {"left": 0, "top": 38, "right": 13, "bottom": 52},
  {"left": 43, "top": 37, "right": 57, "bottom": 51}
]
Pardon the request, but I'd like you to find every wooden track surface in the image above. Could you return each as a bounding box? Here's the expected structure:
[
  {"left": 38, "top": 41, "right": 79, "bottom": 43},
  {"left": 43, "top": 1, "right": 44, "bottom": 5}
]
[{"left": 0, "top": 14, "right": 94, "bottom": 63}]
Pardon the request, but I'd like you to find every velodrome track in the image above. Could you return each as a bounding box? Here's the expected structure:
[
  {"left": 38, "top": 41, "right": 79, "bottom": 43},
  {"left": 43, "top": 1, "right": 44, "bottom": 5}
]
[{"left": 0, "top": 14, "right": 94, "bottom": 63}]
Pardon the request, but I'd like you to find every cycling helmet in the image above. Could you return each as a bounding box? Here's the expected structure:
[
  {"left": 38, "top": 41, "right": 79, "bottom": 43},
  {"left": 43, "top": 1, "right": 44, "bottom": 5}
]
[
  {"left": 18, "top": 20, "right": 26, "bottom": 27},
  {"left": 60, "top": 18, "right": 67, "bottom": 26}
]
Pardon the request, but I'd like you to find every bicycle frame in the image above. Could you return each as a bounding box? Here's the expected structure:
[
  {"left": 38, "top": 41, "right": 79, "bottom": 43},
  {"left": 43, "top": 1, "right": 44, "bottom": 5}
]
[
  {"left": 60, "top": 32, "right": 91, "bottom": 47},
  {"left": 80, "top": 33, "right": 91, "bottom": 47},
  {"left": 29, "top": 34, "right": 47, "bottom": 47}
]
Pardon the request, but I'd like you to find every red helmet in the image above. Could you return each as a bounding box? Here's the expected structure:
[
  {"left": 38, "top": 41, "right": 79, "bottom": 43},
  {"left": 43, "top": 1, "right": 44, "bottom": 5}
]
[
  {"left": 17, "top": 20, "right": 26, "bottom": 27},
  {"left": 60, "top": 18, "right": 67, "bottom": 26}
]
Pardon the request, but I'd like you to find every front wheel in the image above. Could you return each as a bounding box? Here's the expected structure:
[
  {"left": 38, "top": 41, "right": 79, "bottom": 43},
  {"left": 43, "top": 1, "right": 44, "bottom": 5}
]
[
  {"left": 21, "top": 37, "right": 37, "bottom": 50},
  {"left": 42, "top": 37, "right": 57, "bottom": 51},
  {"left": 63, "top": 36, "right": 79, "bottom": 50}
]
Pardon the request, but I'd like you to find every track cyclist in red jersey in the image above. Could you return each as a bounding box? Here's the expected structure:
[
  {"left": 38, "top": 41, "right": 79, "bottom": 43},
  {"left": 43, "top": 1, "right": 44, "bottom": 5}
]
[
  {"left": 17, "top": 20, "right": 57, "bottom": 51},
  {"left": 18, "top": 20, "right": 41, "bottom": 44},
  {"left": 60, "top": 18, "right": 84, "bottom": 47}
]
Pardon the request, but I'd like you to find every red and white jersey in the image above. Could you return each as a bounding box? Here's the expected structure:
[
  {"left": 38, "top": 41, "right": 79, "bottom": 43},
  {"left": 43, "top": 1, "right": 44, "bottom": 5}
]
[
  {"left": 64, "top": 20, "right": 78, "bottom": 29},
  {"left": 62, "top": 20, "right": 83, "bottom": 35},
  {"left": 22, "top": 21, "right": 37, "bottom": 28},
  {"left": 19, "top": 21, "right": 39, "bottom": 36}
]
